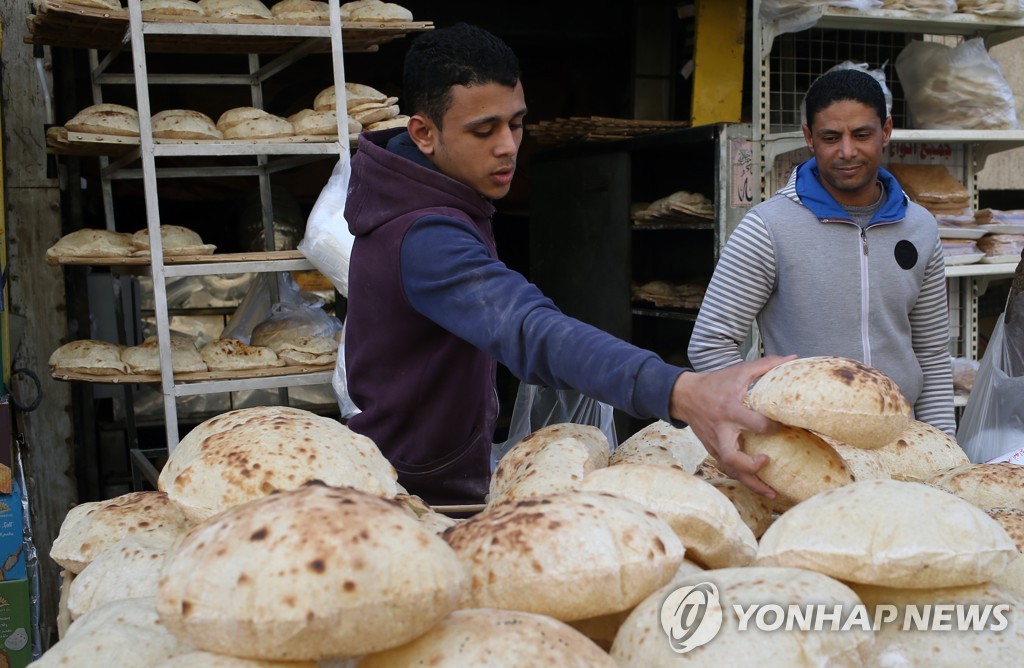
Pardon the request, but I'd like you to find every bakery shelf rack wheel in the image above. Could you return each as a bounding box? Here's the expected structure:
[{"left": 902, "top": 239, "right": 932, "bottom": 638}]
[
  {"left": 750, "top": 1, "right": 1021, "bottom": 365},
  {"left": 38, "top": 0, "right": 431, "bottom": 454}
]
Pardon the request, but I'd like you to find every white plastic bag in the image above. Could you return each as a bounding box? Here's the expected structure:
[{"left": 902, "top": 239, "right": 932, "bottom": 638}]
[
  {"left": 956, "top": 315, "right": 1024, "bottom": 462},
  {"left": 298, "top": 155, "right": 355, "bottom": 297},
  {"left": 332, "top": 322, "right": 361, "bottom": 419},
  {"left": 895, "top": 38, "right": 1019, "bottom": 130},
  {"left": 299, "top": 154, "right": 361, "bottom": 415},
  {"left": 491, "top": 383, "right": 618, "bottom": 470}
]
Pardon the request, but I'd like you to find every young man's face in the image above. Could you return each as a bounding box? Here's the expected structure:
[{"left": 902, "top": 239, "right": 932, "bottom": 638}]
[
  {"left": 409, "top": 81, "right": 527, "bottom": 200},
  {"left": 803, "top": 99, "right": 892, "bottom": 207}
]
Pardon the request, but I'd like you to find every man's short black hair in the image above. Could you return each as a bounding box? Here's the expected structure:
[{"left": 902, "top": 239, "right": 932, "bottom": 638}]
[
  {"left": 403, "top": 23, "right": 520, "bottom": 129},
  {"left": 804, "top": 69, "right": 887, "bottom": 129}
]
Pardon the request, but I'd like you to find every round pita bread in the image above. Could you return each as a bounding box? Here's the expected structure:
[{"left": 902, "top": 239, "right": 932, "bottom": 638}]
[
  {"left": 756, "top": 479, "right": 1018, "bottom": 588},
  {"left": 986, "top": 507, "right": 1024, "bottom": 552},
  {"left": 289, "top": 109, "right": 339, "bottom": 135},
  {"left": 45, "top": 228, "right": 135, "bottom": 265},
  {"left": 223, "top": 114, "right": 294, "bottom": 139},
  {"left": 824, "top": 437, "right": 893, "bottom": 481},
  {"left": 611, "top": 567, "right": 872, "bottom": 668},
  {"left": 215, "top": 106, "right": 270, "bottom": 133},
  {"left": 65, "top": 103, "right": 139, "bottom": 136},
  {"left": 33, "top": 598, "right": 190, "bottom": 667},
  {"left": 342, "top": 0, "right": 412, "bottom": 21},
  {"left": 50, "top": 491, "right": 193, "bottom": 574},
  {"left": 852, "top": 581, "right": 1024, "bottom": 665},
  {"left": 269, "top": 0, "right": 327, "bottom": 19},
  {"left": 48, "top": 339, "right": 129, "bottom": 376},
  {"left": 351, "top": 103, "right": 399, "bottom": 126},
  {"left": 129, "top": 224, "right": 216, "bottom": 256},
  {"left": 158, "top": 405, "right": 398, "bottom": 522},
  {"left": 313, "top": 85, "right": 337, "bottom": 111},
  {"left": 67, "top": 532, "right": 178, "bottom": 620},
  {"left": 121, "top": 335, "right": 207, "bottom": 374},
  {"left": 140, "top": 0, "right": 205, "bottom": 17},
  {"left": 198, "top": 0, "right": 272, "bottom": 18},
  {"left": 443, "top": 491, "right": 684, "bottom": 621},
  {"left": 707, "top": 477, "right": 775, "bottom": 538},
  {"left": 151, "top": 109, "right": 223, "bottom": 140},
  {"left": 158, "top": 484, "right": 467, "bottom": 660},
  {"left": 740, "top": 425, "right": 855, "bottom": 511},
  {"left": 609, "top": 421, "right": 706, "bottom": 473},
  {"left": 580, "top": 464, "right": 757, "bottom": 568},
  {"left": 925, "top": 462, "right": 1024, "bottom": 510},
  {"left": 357, "top": 609, "right": 616, "bottom": 668},
  {"left": 746, "top": 356, "right": 912, "bottom": 449},
  {"left": 873, "top": 419, "right": 969, "bottom": 481},
  {"left": 199, "top": 338, "right": 285, "bottom": 371},
  {"left": 488, "top": 423, "right": 610, "bottom": 505}
]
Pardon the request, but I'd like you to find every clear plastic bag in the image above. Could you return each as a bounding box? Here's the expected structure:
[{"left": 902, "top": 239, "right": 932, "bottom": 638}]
[
  {"left": 490, "top": 383, "right": 618, "bottom": 471},
  {"left": 895, "top": 38, "right": 1019, "bottom": 130},
  {"left": 332, "top": 322, "right": 361, "bottom": 419},
  {"left": 956, "top": 313, "right": 1024, "bottom": 463},
  {"left": 297, "top": 155, "right": 355, "bottom": 297}
]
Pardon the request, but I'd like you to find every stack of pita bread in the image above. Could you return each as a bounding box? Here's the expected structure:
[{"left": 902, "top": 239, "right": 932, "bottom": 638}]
[
  {"left": 631, "top": 190, "right": 714, "bottom": 225},
  {"left": 340, "top": 0, "right": 413, "bottom": 21},
  {"left": 45, "top": 224, "right": 216, "bottom": 263},
  {"left": 888, "top": 163, "right": 971, "bottom": 217},
  {"left": 64, "top": 103, "right": 139, "bottom": 137},
  {"left": 49, "top": 339, "right": 130, "bottom": 377},
  {"left": 312, "top": 82, "right": 408, "bottom": 134}
]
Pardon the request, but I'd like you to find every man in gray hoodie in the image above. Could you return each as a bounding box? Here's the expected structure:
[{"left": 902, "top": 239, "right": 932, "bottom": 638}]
[{"left": 689, "top": 68, "right": 955, "bottom": 435}]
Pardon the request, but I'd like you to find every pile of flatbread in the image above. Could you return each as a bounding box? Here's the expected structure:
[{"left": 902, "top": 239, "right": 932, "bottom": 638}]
[
  {"left": 631, "top": 190, "right": 714, "bottom": 225},
  {"left": 48, "top": 333, "right": 315, "bottom": 378},
  {"left": 39, "top": 356, "right": 1024, "bottom": 665},
  {"left": 630, "top": 279, "right": 706, "bottom": 309},
  {"left": 888, "top": 163, "right": 970, "bottom": 216},
  {"left": 45, "top": 224, "right": 215, "bottom": 264},
  {"left": 55, "top": 0, "right": 416, "bottom": 21},
  {"left": 317, "top": 81, "right": 408, "bottom": 134}
]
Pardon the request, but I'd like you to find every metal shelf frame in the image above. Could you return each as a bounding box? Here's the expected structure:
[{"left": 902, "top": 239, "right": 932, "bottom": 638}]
[{"left": 83, "top": 0, "right": 352, "bottom": 450}]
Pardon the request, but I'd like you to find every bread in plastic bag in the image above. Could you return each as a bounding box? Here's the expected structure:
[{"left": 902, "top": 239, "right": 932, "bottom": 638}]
[
  {"left": 957, "top": 302, "right": 1024, "bottom": 463},
  {"left": 895, "top": 38, "right": 1019, "bottom": 130}
]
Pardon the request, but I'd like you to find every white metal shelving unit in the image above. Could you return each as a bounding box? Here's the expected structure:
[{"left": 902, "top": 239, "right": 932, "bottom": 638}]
[
  {"left": 89, "top": 1, "right": 355, "bottom": 450},
  {"left": 751, "top": 1, "right": 1024, "bottom": 360}
]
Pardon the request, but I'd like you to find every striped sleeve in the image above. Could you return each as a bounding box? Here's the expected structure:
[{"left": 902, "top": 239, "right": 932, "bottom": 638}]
[
  {"left": 910, "top": 235, "right": 957, "bottom": 435},
  {"left": 688, "top": 210, "right": 777, "bottom": 371}
]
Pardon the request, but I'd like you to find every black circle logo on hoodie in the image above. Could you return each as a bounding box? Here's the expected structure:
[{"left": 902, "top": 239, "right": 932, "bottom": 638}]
[{"left": 894, "top": 240, "right": 918, "bottom": 270}]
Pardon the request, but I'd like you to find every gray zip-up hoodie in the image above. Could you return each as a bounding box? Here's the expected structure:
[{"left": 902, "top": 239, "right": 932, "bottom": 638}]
[{"left": 688, "top": 159, "right": 955, "bottom": 435}]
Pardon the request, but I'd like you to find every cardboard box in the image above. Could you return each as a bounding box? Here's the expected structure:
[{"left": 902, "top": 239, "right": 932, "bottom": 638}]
[{"left": 0, "top": 579, "right": 32, "bottom": 667}]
